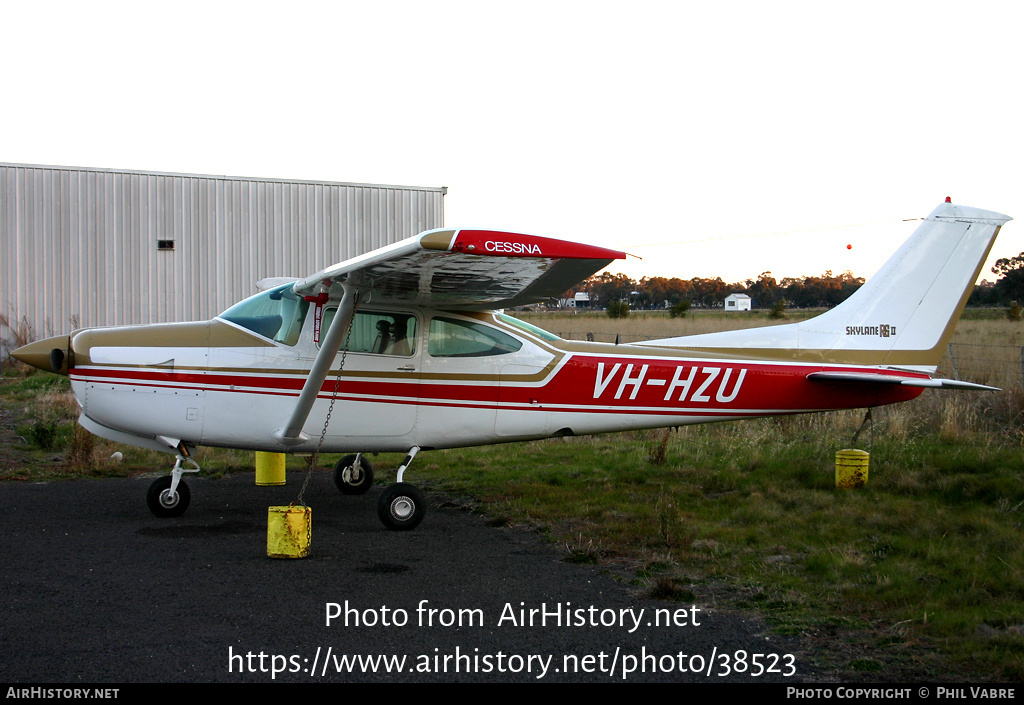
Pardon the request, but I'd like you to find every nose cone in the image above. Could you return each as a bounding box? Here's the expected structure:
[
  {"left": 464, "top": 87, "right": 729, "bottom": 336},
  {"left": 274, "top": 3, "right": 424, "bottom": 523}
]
[{"left": 11, "top": 335, "right": 72, "bottom": 375}]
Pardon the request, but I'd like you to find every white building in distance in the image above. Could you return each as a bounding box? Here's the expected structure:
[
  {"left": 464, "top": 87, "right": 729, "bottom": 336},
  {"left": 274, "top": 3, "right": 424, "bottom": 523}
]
[{"left": 725, "top": 293, "right": 751, "bottom": 312}]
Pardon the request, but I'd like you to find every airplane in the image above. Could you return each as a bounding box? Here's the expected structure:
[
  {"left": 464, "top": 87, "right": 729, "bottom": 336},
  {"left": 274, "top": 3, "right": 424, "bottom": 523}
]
[{"left": 11, "top": 199, "right": 1012, "bottom": 531}]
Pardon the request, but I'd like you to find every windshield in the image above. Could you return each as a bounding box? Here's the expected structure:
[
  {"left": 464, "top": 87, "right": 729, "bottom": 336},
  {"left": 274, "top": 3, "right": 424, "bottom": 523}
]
[{"left": 219, "top": 284, "right": 310, "bottom": 346}]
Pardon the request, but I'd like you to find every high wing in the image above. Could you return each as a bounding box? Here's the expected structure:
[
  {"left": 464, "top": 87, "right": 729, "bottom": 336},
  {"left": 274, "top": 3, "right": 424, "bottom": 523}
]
[
  {"left": 274, "top": 228, "right": 625, "bottom": 446},
  {"left": 291, "top": 228, "right": 626, "bottom": 310}
]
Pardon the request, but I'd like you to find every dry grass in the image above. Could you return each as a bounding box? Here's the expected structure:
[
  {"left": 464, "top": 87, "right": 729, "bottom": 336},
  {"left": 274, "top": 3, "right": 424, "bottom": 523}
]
[
  {"left": 935, "top": 320, "right": 1024, "bottom": 389},
  {"left": 0, "top": 311, "right": 36, "bottom": 359},
  {"left": 518, "top": 309, "right": 801, "bottom": 343}
]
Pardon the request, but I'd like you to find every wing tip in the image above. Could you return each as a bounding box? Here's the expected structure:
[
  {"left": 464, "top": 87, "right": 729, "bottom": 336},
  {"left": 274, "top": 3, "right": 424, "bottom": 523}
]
[{"left": 421, "top": 228, "right": 626, "bottom": 260}]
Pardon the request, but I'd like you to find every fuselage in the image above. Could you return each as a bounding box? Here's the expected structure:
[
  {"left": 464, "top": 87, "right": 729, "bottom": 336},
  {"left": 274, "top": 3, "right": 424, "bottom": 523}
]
[{"left": 57, "top": 306, "right": 923, "bottom": 455}]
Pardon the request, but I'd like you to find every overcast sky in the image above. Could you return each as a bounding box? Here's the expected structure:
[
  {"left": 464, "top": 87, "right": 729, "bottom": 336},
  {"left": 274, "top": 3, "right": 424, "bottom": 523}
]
[{"left": 4, "top": 0, "right": 1022, "bottom": 284}]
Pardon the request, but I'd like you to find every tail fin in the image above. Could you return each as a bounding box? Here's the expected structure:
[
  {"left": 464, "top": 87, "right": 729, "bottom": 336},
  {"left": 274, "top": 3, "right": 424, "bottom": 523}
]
[{"left": 639, "top": 201, "right": 1012, "bottom": 371}]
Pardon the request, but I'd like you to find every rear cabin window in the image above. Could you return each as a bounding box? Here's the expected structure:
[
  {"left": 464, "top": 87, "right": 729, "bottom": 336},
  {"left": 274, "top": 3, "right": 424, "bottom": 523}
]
[
  {"left": 496, "top": 313, "right": 561, "bottom": 342},
  {"left": 219, "top": 284, "right": 309, "bottom": 346},
  {"left": 428, "top": 317, "right": 523, "bottom": 357},
  {"left": 319, "top": 310, "right": 418, "bottom": 356}
]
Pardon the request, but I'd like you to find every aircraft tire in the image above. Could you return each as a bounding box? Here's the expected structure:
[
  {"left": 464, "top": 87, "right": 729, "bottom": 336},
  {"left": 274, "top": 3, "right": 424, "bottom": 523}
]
[
  {"left": 146, "top": 476, "right": 190, "bottom": 518},
  {"left": 333, "top": 455, "right": 374, "bottom": 495},
  {"left": 377, "top": 483, "right": 425, "bottom": 531}
]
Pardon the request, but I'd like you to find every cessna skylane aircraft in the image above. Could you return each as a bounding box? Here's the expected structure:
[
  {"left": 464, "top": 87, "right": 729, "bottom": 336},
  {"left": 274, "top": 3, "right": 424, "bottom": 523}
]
[{"left": 12, "top": 200, "right": 1012, "bottom": 530}]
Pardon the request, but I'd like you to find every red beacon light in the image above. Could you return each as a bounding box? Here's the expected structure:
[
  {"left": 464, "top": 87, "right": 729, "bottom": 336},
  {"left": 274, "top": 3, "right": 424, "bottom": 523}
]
[{"left": 945, "top": 196, "right": 952, "bottom": 203}]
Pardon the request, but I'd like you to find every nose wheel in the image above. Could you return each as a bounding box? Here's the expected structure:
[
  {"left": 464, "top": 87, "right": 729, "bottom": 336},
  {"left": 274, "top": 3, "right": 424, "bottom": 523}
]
[
  {"left": 146, "top": 450, "right": 201, "bottom": 518},
  {"left": 147, "top": 475, "right": 190, "bottom": 517}
]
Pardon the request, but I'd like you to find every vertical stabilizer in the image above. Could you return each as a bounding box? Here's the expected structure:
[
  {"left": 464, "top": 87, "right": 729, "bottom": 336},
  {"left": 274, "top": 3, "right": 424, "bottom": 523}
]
[{"left": 639, "top": 201, "right": 1012, "bottom": 371}]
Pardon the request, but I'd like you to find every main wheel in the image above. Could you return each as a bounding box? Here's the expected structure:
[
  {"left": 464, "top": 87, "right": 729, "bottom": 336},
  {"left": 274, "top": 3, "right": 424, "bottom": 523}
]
[
  {"left": 146, "top": 475, "right": 190, "bottom": 518},
  {"left": 377, "top": 482, "right": 425, "bottom": 531},
  {"left": 333, "top": 454, "right": 374, "bottom": 495}
]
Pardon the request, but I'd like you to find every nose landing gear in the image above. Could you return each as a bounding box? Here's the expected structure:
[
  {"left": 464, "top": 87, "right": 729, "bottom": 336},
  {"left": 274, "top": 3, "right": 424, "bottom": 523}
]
[
  {"left": 146, "top": 444, "right": 201, "bottom": 518},
  {"left": 147, "top": 474, "right": 191, "bottom": 517}
]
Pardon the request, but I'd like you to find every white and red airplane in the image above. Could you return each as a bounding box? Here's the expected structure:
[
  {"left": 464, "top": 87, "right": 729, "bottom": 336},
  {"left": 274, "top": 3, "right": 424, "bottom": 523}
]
[{"left": 12, "top": 200, "right": 1011, "bottom": 530}]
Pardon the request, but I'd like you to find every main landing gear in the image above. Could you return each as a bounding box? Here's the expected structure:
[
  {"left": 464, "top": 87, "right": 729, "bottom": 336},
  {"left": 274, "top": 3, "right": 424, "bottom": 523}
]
[
  {"left": 146, "top": 449, "right": 201, "bottom": 518},
  {"left": 333, "top": 454, "right": 374, "bottom": 494},
  {"left": 334, "top": 447, "right": 425, "bottom": 531},
  {"left": 378, "top": 482, "right": 425, "bottom": 531},
  {"left": 144, "top": 443, "right": 426, "bottom": 530}
]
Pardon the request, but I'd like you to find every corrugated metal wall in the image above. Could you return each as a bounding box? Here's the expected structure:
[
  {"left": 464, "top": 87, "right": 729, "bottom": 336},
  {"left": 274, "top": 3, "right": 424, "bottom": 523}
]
[{"left": 0, "top": 163, "right": 445, "bottom": 346}]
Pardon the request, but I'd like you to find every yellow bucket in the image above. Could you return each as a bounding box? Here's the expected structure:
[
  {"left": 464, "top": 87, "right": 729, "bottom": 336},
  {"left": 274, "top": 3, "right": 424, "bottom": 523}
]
[
  {"left": 256, "top": 451, "right": 286, "bottom": 486},
  {"left": 835, "top": 449, "right": 870, "bottom": 489},
  {"left": 267, "top": 506, "right": 311, "bottom": 558}
]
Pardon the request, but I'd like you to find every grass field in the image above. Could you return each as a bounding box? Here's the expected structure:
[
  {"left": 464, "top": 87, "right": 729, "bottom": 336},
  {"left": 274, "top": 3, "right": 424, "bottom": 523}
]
[{"left": 2, "top": 309, "right": 1023, "bottom": 681}]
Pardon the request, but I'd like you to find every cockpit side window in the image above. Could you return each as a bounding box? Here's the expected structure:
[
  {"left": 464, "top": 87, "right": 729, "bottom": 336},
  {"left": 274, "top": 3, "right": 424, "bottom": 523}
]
[
  {"left": 219, "top": 284, "right": 309, "bottom": 346},
  {"left": 319, "top": 310, "right": 418, "bottom": 356},
  {"left": 428, "top": 317, "right": 523, "bottom": 357}
]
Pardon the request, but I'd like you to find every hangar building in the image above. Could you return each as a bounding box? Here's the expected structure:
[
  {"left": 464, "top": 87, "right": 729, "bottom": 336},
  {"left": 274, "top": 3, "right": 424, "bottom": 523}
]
[{"left": 0, "top": 163, "right": 446, "bottom": 354}]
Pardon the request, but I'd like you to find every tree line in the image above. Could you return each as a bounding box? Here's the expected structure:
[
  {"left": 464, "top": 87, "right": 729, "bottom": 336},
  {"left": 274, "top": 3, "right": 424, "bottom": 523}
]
[
  {"left": 968, "top": 253, "right": 1024, "bottom": 307},
  {"left": 576, "top": 269, "right": 866, "bottom": 310},
  {"left": 570, "top": 254, "right": 1024, "bottom": 312}
]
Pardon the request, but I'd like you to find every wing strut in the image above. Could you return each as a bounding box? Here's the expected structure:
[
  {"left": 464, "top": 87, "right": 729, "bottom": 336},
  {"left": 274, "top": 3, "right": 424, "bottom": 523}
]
[{"left": 273, "top": 283, "right": 359, "bottom": 447}]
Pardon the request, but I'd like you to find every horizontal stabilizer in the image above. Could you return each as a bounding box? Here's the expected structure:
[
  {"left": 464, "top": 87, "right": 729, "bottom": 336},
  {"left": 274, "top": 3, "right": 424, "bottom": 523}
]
[{"left": 806, "top": 371, "right": 999, "bottom": 391}]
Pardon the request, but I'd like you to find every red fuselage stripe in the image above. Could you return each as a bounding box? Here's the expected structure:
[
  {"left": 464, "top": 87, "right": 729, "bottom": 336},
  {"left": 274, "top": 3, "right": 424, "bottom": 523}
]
[{"left": 71, "top": 356, "right": 924, "bottom": 414}]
